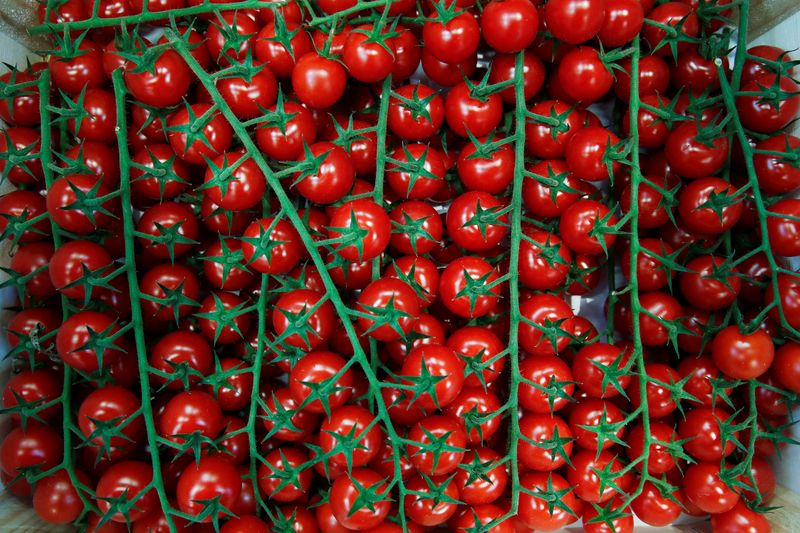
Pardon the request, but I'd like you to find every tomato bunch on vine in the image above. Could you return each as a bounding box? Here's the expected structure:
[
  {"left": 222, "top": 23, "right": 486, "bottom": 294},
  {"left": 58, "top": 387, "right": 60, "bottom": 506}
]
[{"left": 0, "top": 0, "right": 798, "bottom": 532}]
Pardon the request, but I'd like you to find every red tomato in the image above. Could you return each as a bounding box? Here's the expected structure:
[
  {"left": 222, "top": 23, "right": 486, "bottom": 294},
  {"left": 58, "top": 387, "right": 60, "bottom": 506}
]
[
  {"left": 545, "top": 0, "right": 605, "bottom": 44},
  {"left": 481, "top": 0, "right": 539, "bottom": 53},
  {"left": 95, "top": 461, "right": 157, "bottom": 523},
  {"left": 711, "top": 326, "right": 774, "bottom": 380}
]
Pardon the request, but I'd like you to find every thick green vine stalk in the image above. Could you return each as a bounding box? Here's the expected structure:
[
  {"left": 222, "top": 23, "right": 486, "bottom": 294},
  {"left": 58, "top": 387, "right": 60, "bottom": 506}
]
[{"left": 110, "top": 69, "right": 181, "bottom": 531}]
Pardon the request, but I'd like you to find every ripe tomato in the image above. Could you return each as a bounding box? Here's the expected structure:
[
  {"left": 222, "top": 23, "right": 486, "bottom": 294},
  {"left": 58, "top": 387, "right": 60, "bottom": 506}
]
[
  {"left": 388, "top": 84, "right": 445, "bottom": 141},
  {"left": 49, "top": 40, "right": 107, "bottom": 95},
  {"left": 737, "top": 74, "right": 800, "bottom": 133},
  {"left": 626, "top": 421, "right": 677, "bottom": 475},
  {"left": 159, "top": 390, "right": 223, "bottom": 445},
  {"left": 545, "top": 0, "right": 605, "bottom": 44},
  {"left": 518, "top": 472, "right": 578, "bottom": 531},
  {"left": 423, "top": 12, "right": 479, "bottom": 65},
  {"left": 78, "top": 385, "right": 144, "bottom": 456},
  {"left": 444, "top": 386, "right": 502, "bottom": 444},
  {"left": 439, "top": 256, "right": 502, "bottom": 318},
  {"left": 292, "top": 53, "right": 347, "bottom": 109},
  {"left": 559, "top": 48, "right": 613, "bottom": 103},
  {"left": 56, "top": 310, "right": 122, "bottom": 372},
  {"left": 559, "top": 200, "right": 618, "bottom": 255},
  {"left": 124, "top": 49, "right": 191, "bottom": 108},
  {"left": 96, "top": 461, "right": 157, "bottom": 523},
  {"left": 519, "top": 354, "right": 575, "bottom": 412},
  {"left": 446, "top": 326, "right": 505, "bottom": 387},
  {"left": 447, "top": 191, "right": 509, "bottom": 252},
  {"left": 711, "top": 326, "right": 774, "bottom": 380},
  {"left": 773, "top": 342, "right": 800, "bottom": 393},
  {"left": 241, "top": 217, "right": 302, "bottom": 274},
  {"left": 0, "top": 425, "right": 63, "bottom": 481},
  {"left": 319, "top": 405, "right": 382, "bottom": 467},
  {"left": 683, "top": 462, "right": 740, "bottom": 514},
  {"left": 631, "top": 481, "right": 683, "bottom": 527},
  {"left": 342, "top": 24, "right": 395, "bottom": 82},
  {"left": 403, "top": 474, "right": 461, "bottom": 527},
  {"left": 0, "top": 190, "right": 50, "bottom": 243},
  {"left": 168, "top": 103, "right": 233, "bottom": 165},
  {"left": 453, "top": 447, "right": 508, "bottom": 505},
  {"left": 289, "top": 350, "right": 352, "bottom": 413},
  {"left": 330, "top": 468, "right": 391, "bottom": 529},
  {"left": 401, "top": 344, "right": 465, "bottom": 409},
  {"left": 445, "top": 80, "right": 503, "bottom": 138},
  {"left": 679, "top": 255, "right": 741, "bottom": 311},
  {"left": 407, "top": 415, "right": 467, "bottom": 475},
  {"left": 665, "top": 120, "right": 729, "bottom": 179},
  {"left": 0, "top": 127, "right": 44, "bottom": 186},
  {"left": 33, "top": 469, "right": 89, "bottom": 525},
  {"left": 260, "top": 386, "right": 320, "bottom": 442},
  {"left": 481, "top": 0, "right": 539, "bottom": 53},
  {"left": 255, "top": 21, "right": 313, "bottom": 78},
  {"left": 328, "top": 198, "right": 391, "bottom": 262},
  {"left": 178, "top": 456, "right": 241, "bottom": 520},
  {"left": 628, "top": 363, "right": 681, "bottom": 418},
  {"left": 387, "top": 143, "right": 446, "bottom": 200},
  {"left": 643, "top": 2, "right": 699, "bottom": 56}
]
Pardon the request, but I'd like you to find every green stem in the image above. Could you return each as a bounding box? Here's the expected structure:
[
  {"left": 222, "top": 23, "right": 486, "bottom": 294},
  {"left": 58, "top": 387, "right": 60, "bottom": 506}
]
[
  {"left": 111, "top": 69, "right": 178, "bottom": 532},
  {"left": 621, "top": 35, "right": 651, "bottom": 508},
  {"left": 505, "top": 50, "right": 527, "bottom": 515}
]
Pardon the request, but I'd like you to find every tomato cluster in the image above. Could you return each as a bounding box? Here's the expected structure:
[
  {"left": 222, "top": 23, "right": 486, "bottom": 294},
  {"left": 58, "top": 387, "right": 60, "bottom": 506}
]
[{"left": 0, "top": 0, "right": 798, "bottom": 532}]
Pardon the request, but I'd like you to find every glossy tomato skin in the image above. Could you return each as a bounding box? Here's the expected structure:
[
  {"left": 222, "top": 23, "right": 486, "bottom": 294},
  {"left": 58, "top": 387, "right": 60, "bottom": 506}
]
[
  {"left": 518, "top": 471, "right": 578, "bottom": 531},
  {"left": 0, "top": 127, "right": 44, "bottom": 186},
  {"left": 216, "top": 63, "right": 278, "bottom": 119},
  {"left": 446, "top": 326, "right": 506, "bottom": 387},
  {"left": 124, "top": 49, "right": 191, "bottom": 108},
  {"left": 679, "top": 255, "right": 741, "bottom": 311},
  {"left": 754, "top": 134, "right": 800, "bottom": 193},
  {"left": 683, "top": 462, "right": 740, "bottom": 514},
  {"left": 387, "top": 143, "right": 446, "bottom": 200},
  {"left": 69, "top": 88, "right": 117, "bottom": 142},
  {"left": 255, "top": 21, "right": 313, "bottom": 78},
  {"left": 177, "top": 456, "right": 241, "bottom": 521},
  {"left": 559, "top": 200, "right": 619, "bottom": 255},
  {"left": 481, "top": 0, "right": 539, "bottom": 53},
  {"left": 49, "top": 40, "right": 107, "bottom": 95},
  {"left": 678, "top": 177, "right": 743, "bottom": 234},
  {"left": 319, "top": 405, "right": 382, "bottom": 468},
  {"left": 447, "top": 191, "right": 508, "bottom": 252},
  {"left": 95, "top": 461, "right": 157, "bottom": 523},
  {"left": 559, "top": 48, "right": 613, "bottom": 103},
  {"left": 330, "top": 468, "right": 391, "bottom": 529},
  {"left": 56, "top": 311, "right": 122, "bottom": 372},
  {"left": 545, "top": 0, "right": 605, "bottom": 44},
  {"left": 388, "top": 84, "right": 445, "bottom": 141},
  {"left": 0, "top": 425, "right": 63, "bottom": 484},
  {"left": 523, "top": 159, "right": 588, "bottom": 218},
  {"left": 423, "top": 12, "right": 480, "bottom": 65},
  {"left": 439, "top": 256, "right": 501, "bottom": 318},
  {"left": 599, "top": 0, "right": 644, "bottom": 47},
  {"left": 32, "top": 469, "right": 89, "bottom": 525},
  {"left": 519, "top": 294, "right": 575, "bottom": 356},
  {"left": 565, "top": 126, "right": 621, "bottom": 181},
  {"left": 774, "top": 342, "right": 800, "bottom": 393},
  {"left": 292, "top": 53, "right": 347, "bottom": 109},
  {"left": 710, "top": 501, "right": 772, "bottom": 533},
  {"left": 403, "top": 474, "right": 461, "bottom": 527},
  {"left": 738, "top": 74, "right": 800, "bottom": 133},
  {"left": 407, "top": 415, "right": 467, "bottom": 475},
  {"left": 401, "top": 344, "right": 465, "bottom": 409},
  {"left": 444, "top": 80, "right": 504, "bottom": 138},
  {"left": 665, "top": 121, "right": 729, "bottom": 179},
  {"left": 288, "top": 351, "right": 352, "bottom": 413},
  {"left": 343, "top": 24, "right": 395, "bottom": 83},
  {"left": 328, "top": 199, "right": 391, "bottom": 262},
  {"left": 168, "top": 103, "right": 233, "bottom": 165},
  {"left": 78, "top": 385, "right": 144, "bottom": 456},
  {"left": 711, "top": 326, "right": 774, "bottom": 380}
]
